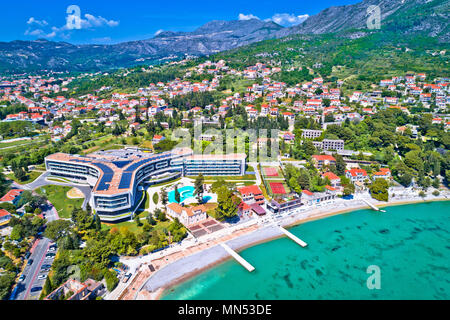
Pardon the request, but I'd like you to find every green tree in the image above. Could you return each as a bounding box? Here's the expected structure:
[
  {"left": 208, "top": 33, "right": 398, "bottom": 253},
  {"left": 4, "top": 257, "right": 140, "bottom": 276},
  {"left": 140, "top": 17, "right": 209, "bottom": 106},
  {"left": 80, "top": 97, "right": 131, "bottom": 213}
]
[
  {"left": 174, "top": 185, "right": 181, "bottom": 204},
  {"left": 215, "top": 186, "right": 240, "bottom": 221},
  {"left": 147, "top": 213, "right": 156, "bottom": 226},
  {"left": 335, "top": 154, "right": 346, "bottom": 176},
  {"left": 94, "top": 214, "right": 101, "bottom": 231},
  {"left": 104, "top": 270, "right": 119, "bottom": 292},
  {"left": 160, "top": 188, "right": 168, "bottom": 206},
  {"left": 369, "top": 179, "right": 389, "bottom": 202},
  {"left": 194, "top": 174, "right": 205, "bottom": 204},
  {"left": 44, "top": 220, "right": 72, "bottom": 242}
]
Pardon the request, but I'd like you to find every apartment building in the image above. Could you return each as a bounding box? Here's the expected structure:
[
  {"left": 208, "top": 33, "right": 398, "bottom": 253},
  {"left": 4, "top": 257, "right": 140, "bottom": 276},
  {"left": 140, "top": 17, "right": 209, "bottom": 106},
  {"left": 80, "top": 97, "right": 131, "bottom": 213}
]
[
  {"left": 301, "top": 129, "right": 323, "bottom": 139},
  {"left": 313, "top": 139, "right": 345, "bottom": 152}
]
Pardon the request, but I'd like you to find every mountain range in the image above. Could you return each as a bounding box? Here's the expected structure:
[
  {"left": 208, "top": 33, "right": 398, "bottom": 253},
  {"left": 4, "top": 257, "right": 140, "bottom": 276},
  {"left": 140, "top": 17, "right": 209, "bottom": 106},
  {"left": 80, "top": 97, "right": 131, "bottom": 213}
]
[{"left": 0, "top": 0, "right": 448, "bottom": 73}]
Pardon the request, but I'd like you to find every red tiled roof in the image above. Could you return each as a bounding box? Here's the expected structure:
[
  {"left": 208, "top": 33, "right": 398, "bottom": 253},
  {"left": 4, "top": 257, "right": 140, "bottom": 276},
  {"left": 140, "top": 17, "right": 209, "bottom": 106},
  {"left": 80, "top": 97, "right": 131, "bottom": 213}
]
[
  {"left": 312, "top": 155, "right": 336, "bottom": 162},
  {"left": 0, "top": 189, "right": 24, "bottom": 202},
  {"left": 0, "top": 209, "right": 11, "bottom": 218},
  {"left": 238, "top": 202, "right": 251, "bottom": 211},
  {"left": 346, "top": 169, "right": 367, "bottom": 177},
  {"left": 322, "top": 172, "right": 340, "bottom": 181},
  {"left": 238, "top": 185, "right": 262, "bottom": 196}
]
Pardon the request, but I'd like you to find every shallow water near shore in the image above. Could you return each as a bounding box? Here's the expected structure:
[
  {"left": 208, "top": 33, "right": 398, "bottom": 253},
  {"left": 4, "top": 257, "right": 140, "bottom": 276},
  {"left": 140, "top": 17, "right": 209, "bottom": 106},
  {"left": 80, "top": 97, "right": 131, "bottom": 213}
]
[{"left": 162, "top": 201, "right": 450, "bottom": 300}]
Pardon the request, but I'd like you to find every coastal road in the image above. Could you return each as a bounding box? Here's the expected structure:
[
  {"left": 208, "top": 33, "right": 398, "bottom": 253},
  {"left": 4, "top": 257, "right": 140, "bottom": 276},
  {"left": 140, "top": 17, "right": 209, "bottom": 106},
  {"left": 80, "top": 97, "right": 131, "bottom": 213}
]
[{"left": 14, "top": 202, "right": 58, "bottom": 300}]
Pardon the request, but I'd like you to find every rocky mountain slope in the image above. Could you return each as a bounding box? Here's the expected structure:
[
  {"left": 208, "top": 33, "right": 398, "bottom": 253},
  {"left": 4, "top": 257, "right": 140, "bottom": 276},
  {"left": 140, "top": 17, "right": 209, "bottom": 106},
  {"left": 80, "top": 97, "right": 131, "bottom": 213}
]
[
  {"left": 0, "top": 0, "right": 447, "bottom": 73},
  {"left": 0, "top": 19, "right": 284, "bottom": 73},
  {"left": 279, "top": 0, "right": 449, "bottom": 41}
]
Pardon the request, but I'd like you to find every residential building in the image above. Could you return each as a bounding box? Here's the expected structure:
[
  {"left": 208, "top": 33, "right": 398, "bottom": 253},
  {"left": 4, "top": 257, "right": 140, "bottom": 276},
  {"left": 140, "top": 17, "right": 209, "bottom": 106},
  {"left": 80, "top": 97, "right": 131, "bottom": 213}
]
[
  {"left": 45, "top": 279, "right": 104, "bottom": 300},
  {"left": 322, "top": 172, "right": 341, "bottom": 188},
  {"left": 152, "top": 135, "right": 165, "bottom": 144},
  {"left": 237, "top": 185, "right": 265, "bottom": 206},
  {"left": 166, "top": 203, "right": 208, "bottom": 226},
  {"left": 301, "top": 129, "right": 323, "bottom": 139},
  {"left": 0, "top": 189, "right": 24, "bottom": 205},
  {"left": 313, "top": 139, "right": 345, "bottom": 152},
  {"left": 346, "top": 169, "right": 368, "bottom": 183},
  {"left": 311, "top": 155, "right": 336, "bottom": 169},
  {"left": 266, "top": 195, "right": 302, "bottom": 215},
  {"left": 372, "top": 168, "right": 391, "bottom": 181},
  {"left": 0, "top": 209, "right": 11, "bottom": 227},
  {"left": 237, "top": 202, "right": 252, "bottom": 219}
]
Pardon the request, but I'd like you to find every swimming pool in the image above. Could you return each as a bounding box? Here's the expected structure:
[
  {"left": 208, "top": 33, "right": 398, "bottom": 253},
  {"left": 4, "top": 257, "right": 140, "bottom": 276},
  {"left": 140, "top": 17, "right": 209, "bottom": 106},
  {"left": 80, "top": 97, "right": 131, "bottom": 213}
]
[{"left": 168, "top": 186, "right": 212, "bottom": 204}]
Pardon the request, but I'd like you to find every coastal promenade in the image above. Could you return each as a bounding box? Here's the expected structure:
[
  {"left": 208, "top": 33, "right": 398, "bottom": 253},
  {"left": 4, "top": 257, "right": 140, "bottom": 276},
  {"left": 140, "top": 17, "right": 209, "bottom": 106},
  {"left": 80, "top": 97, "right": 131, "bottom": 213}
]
[{"left": 115, "top": 187, "right": 449, "bottom": 300}]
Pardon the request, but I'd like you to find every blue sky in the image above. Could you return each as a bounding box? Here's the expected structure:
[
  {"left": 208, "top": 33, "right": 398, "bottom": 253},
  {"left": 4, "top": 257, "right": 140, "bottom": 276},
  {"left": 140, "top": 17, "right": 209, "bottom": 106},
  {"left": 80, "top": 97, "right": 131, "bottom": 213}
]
[{"left": 2, "top": 0, "right": 359, "bottom": 44}]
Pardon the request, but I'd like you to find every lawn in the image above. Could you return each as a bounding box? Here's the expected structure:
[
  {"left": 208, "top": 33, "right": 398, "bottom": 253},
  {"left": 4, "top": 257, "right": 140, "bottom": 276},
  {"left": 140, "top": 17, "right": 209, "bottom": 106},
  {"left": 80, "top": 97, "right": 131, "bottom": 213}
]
[
  {"left": 102, "top": 218, "right": 172, "bottom": 234},
  {"left": 7, "top": 171, "right": 43, "bottom": 185},
  {"left": 36, "top": 185, "right": 84, "bottom": 219}
]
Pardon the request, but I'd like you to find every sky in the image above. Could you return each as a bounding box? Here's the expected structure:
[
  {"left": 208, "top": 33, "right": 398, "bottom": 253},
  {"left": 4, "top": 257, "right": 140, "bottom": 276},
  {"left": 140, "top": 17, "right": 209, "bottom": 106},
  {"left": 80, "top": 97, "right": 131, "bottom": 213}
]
[{"left": 2, "top": 0, "right": 360, "bottom": 44}]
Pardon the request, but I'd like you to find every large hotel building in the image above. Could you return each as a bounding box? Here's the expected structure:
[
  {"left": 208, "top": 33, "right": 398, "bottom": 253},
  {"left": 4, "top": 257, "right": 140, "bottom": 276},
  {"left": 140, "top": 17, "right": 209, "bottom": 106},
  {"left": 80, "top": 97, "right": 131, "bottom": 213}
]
[{"left": 45, "top": 148, "right": 246, "bottom": 222}]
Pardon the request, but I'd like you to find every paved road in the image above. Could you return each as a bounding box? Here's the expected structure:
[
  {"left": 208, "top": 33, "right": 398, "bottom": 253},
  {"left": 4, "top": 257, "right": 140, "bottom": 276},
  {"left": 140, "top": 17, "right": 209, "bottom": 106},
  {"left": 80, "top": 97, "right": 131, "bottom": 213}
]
[
  {"left": 14, "top": 203, "right": 58, "bottom": 300},
  {"left": 12, "top": 172, "right": 92, "bottom": 211}
]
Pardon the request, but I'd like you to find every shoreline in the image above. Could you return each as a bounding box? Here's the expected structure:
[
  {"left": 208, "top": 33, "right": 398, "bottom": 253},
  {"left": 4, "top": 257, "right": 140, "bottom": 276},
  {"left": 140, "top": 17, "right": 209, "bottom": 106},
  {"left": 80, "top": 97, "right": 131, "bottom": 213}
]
[{"left": 140, "top": 196, "right": 449, "bottom": 300}]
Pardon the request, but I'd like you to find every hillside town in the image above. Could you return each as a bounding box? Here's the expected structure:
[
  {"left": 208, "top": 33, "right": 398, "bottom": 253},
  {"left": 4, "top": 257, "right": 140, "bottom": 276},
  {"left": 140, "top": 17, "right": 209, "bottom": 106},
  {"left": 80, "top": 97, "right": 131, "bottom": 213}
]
[{"left": 0, "top": 55, "right": 449, "bottom": 301}]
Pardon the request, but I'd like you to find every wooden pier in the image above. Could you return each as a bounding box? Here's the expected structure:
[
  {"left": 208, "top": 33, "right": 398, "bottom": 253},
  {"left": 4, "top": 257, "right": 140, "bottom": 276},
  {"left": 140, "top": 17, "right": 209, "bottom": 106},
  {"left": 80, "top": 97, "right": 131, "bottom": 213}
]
[
  {"left": 220, "top": 243, "right": 255, "bottom": 272},
  {"left": 362, "top": 199, "right": 386, "bottom": 212},
  {"left": 278, "top": 226, "right": 308, "bottom": 247}
]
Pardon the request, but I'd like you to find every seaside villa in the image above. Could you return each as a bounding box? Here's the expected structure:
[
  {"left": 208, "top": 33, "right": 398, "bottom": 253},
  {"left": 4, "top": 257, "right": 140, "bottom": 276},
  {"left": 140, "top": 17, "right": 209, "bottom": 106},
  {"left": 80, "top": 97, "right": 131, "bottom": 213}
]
[
  {"left": 345, "top": 168, "right": 368, "bottom": 183},
  {"left": 45, "top": 147, "right": 246, "bottom": 222},
  {"left": 166, "top": 203, "right": 208, "bottom": 226},
  {"left": 238, "top": 185, "right": 265, "bottom": 206},
  {"left": 372, "top": 168, "right": 392, "bottom": 181}
]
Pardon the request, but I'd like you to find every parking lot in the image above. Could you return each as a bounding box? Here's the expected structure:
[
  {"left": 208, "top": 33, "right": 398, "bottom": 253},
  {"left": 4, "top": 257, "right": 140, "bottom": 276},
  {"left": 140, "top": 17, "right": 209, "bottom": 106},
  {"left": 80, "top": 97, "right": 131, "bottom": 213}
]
[{"left": 15, "top": 241, "right": 57, "bottom": 300}]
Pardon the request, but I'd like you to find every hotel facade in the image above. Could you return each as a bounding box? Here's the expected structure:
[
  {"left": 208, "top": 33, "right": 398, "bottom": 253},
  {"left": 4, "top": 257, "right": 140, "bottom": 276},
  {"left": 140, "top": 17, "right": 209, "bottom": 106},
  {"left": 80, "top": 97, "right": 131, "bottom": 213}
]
[{"left": 45, "top": 148, "right": 246, "bottom": 222}]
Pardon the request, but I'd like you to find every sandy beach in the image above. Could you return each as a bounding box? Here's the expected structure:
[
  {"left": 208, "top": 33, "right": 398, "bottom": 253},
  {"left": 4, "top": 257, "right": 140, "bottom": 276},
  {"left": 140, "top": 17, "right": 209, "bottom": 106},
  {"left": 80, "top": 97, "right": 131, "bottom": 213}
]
[{"left": 136, "top": 192, "right": 450, "bottom": 300}]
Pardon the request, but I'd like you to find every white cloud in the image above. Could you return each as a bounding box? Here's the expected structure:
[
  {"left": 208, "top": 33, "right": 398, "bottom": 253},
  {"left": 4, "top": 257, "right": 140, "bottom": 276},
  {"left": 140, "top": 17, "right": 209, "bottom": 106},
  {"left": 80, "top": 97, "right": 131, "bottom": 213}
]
[
  {"left": 27, "top": 17, "right": 48, "bottom": 27},
  {"left": 92, "top": 37, "right": 112, "bottom": 43},
  {"left": 24, "top": 28, "right": 56, "bottom": 38},
  {"left": 267, "top": 13, "right": 309, "bottom": 27},
  {"left": 25, "top": 29, "right": 44, "bottom": 36},
  {"left": 238, "top": 13, "right": 260, "bottom": 21},
  {"left": 81, "top": 14, "right": 119, "bottom": 28},
  {"left": 154, "top": 29, "right": 164, "bottom": 36},
  {"left": 25, "top": 13, "right": 119, "bottom": 40}
]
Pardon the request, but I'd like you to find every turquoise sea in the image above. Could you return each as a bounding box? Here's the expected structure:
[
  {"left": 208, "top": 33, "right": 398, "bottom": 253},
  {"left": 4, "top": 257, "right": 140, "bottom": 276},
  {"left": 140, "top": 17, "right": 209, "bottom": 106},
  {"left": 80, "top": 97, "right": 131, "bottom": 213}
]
[{"left": 162, "top": 201, "right": 450, "bottom": 300}]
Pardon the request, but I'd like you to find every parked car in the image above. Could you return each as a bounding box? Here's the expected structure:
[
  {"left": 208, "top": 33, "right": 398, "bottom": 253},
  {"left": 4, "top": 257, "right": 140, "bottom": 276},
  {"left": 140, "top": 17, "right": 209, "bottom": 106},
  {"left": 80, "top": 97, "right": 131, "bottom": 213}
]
[
  {"left": 122, "top": 273, "right": 132, "bottom": 283},
  {"left": 38, "top": 274, "right": 47, "bottom": 280},
  {"left": 19, "top": 275, "right": 26, "bottom": 282},
  {"left": 27, "top": 259, "right": 34, "bottom": 266},
  {"left": 30, "top": 287, "right": 42, "bottom": 293}
]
